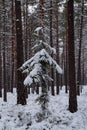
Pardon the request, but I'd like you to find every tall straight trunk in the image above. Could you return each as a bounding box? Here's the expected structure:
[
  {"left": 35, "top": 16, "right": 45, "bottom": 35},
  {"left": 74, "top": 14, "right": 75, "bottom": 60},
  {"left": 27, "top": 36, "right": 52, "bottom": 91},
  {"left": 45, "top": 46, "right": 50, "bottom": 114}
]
[
  {"left": 15, "top": 0, "right": 26, "bottom": 105},
  {"left": 77, "top": 0, "right": 84, "bottom": 95},
  {"left": 50, "top": 0, "right": 54, "bottom": 96},
  {"left": 41, "top": 64, "right": 48, "bottom": 112},
  {"left": 2, "top": 0, "right": 7, "bottom": 102},
  {"left": 25, "top": 0, "right": 28, "bottom": 61},
  {"left": 82, "top": 48, "right": 84, "bottom": 85},
  {"left": 21, "top": 1, "right": 28, "bottom": 97},
  {"left": 39, "top": 0, "right": 44, "bottom": 27},
  {"left": 27, "top": 9, "right": 32, "bottom": 94},
  {"left": 67, "top": 0, "right": 77, "bottom": 113},
  {"left": 0, "top": 9, "right": 2, "bottom": 97},
  {"left": 22, "top": 3, "right": 26, "bottom": 61},
  {"left": 22, "top": 0, "right": 28, "bottom": 98},
  {"left": 0, "top": 31, "right": 2, "bottom": 97},
  {"left": 5, "top": 35, "right": 10, "bottom": 92},
  {"left": 64, "top": 7, "right": 69, "bottom": 93},
  {"left": 11, "top": 0, "right": 15, "bottom": 92},
  {"left": 55, "top": 0, "right": 59, "bottom": 94}
]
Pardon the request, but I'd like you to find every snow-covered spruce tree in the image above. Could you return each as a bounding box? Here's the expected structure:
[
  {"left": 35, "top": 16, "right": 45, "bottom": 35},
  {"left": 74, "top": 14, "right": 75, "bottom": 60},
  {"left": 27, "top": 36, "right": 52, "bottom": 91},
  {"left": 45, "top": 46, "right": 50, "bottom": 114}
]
[
  {"left": 19, "top": 0, "right": 62, "bottom": 119},
  {"left": 19, "top": 27, "right": 62, "bottom": 119}
]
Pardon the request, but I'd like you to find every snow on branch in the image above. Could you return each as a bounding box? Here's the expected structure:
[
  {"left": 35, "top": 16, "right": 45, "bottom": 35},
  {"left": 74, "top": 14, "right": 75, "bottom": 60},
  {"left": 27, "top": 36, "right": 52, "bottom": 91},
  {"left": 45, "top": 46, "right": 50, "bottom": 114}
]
[
  {"left": 24, "top": 64, "right": 41, "bottom": 86},
  {"left": 20, "top": 49, "right": 62, "bottom": 74},
  {"left": 34, "top": 27, "right": 43, "bottom": 36},
  {"left": 32, "top": 40, "right": 56, "bottom": 55},
  {"left": 20, "top": 49, "right": 62, "bottom": 86}
]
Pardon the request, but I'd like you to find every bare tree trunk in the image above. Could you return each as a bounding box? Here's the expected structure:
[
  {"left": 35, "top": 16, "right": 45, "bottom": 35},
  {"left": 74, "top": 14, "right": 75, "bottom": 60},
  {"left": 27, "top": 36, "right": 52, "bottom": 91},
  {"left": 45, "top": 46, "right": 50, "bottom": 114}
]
[
  {"left": 0, "top": 29, "right": 2, "bottom": 97},
  {"left": 77, "top": 0, "right": 84, "bottom": 95},
  {"left": 10, "top": 0, "right": 15, "bottom": 93},
  {"left": 82, "top": 48, "right": 84, "bottom": 85},
  {"left": 23, "top": 0, "right": 28, "bottom": 61},
  {"left": 67, "top": 0, "right": 77, "bottom": 113},
  {"left": 0, "top": 7, "right": 2, "bottom": 96},
  {"left": 2, "top": 0, "right": 7, "bottom": 102},
  {"left": 64, "top": 7, "right": 69, "bottom": 93},
  {"left": 50, "top": 0, "right": 55, "bottom": 96},
  {"left": 55, "top": 0, "right": 59, "bottom": 94},
  {"left": 15, "top": 0, "right": 26, "bottom": 105}
]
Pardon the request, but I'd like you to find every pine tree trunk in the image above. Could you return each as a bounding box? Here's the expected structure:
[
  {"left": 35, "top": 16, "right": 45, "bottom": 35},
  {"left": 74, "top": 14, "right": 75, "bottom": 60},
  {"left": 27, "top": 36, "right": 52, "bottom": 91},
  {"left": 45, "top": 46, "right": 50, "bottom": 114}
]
[
  {"left": 77, "top": 0, "right": 84, "bottom": 95},
  {"left": 10, "top": 0, "right": 15, "bottom": 92},
  {"left": 82, "top": 49, "right": 84, "bottom": 85},
  {"left": 0, "top": 9, "right": 2, "bottom": 97},
  {"left": 15, "top": 0, "right": 26, "bottom": 105},
  {"left": 39, "top": 0, "right": 44, "bottom": 27},
  {"left": 64, "top": 7, "right": 69, "bottom": 93},
  {"left": 0, "top": 30, "right": 2, "bottom": 97},
  {"left": 39, "top": 0, "right": 49, "bottom": 117},
  {"left": 50, "top": 0, "right": 54, "bottom": 96},
  {"left": 2, "top": 0, "right": 7, "bottom": 102},
  {"left": 55, "top": 0, "right": 59, "bottom": 95},
  {"left": 41, "top": 64, "right": 48, "bottom": 112},
  {"left": 23, "top": 0, "right": 28, "bottom": 61},
  {"left": 67, "top": 0, "right": 77, "bottom": 113}
]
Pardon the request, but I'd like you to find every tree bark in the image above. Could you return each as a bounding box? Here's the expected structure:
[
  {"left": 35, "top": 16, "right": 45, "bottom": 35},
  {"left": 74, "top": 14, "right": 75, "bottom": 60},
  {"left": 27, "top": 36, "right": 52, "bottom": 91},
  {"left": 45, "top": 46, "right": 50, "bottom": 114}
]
[
  {"left": 10, "top": 0, "right": 15, "bottom": 92},
  {"left": 15, "top": 0, "right": 26, "bottom": 105},
  {"left": 77, "top": 0, "right": 84, "bottom": 95},
  {"left": 55, "top": 0, "right": 60, "bottom": 95},
  {"left": 2, "top": 0, "right": 7, "bottom": 102},
  {"left": 50, "top": 0, "right": 55, "bottom": 96},
  {"left": 0, "top": 28, "right": 2, "bottom": 97},
  {"left": 23, "top": 0, "right": 28, "bottom": 61},
  {"left": 67, "top": 0, "right": 77, "bottom": 113},
  {"left": 64, "top": 6, "right": 69, "bottom": 93}
]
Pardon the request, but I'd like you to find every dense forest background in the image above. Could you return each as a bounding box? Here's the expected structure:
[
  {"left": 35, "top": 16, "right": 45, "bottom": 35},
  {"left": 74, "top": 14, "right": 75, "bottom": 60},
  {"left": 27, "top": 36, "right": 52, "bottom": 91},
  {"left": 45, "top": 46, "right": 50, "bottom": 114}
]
[{"left": 0, "top": 0, "right": 87, "bottom": 114}]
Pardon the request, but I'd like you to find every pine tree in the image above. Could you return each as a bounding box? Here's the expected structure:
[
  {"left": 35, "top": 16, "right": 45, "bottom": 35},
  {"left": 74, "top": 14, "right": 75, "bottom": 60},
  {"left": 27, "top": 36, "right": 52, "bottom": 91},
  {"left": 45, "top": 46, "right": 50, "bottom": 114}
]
[
  {"left": 0, "top": 2, "right": 2, "bottom": 97},
  {"left": 15, "top": 0, "right": 26, "bottom": 105},
  {"left": 20, "top": 0, "right": 62, "bottom": 118},
  {"left": 67, "top": 0, "right": 77, "bottom": 113},
  {"left": 55, "top": 0, "right": 60, "bottom": 94},
  {"left": 77, "top": 0, "right": 84, "bottom": 95},
  {"left": 11, "top": 0, "right": 15, "bottom": 92},
  {"left": 2, "top": 0, "right": 7, "bottom": 102},
  {"left": 49, "top": 0, "right": 55, "bottom": 96},
  {"left": 0, "top": 29, "right": 2, "bottom": 97}
]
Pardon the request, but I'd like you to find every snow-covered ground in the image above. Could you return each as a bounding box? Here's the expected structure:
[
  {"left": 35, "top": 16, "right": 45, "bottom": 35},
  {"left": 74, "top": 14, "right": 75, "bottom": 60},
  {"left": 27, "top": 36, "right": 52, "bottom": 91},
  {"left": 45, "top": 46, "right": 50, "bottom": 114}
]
[{"left": 0, "top": 86, "right": 87, "bottom": 130}]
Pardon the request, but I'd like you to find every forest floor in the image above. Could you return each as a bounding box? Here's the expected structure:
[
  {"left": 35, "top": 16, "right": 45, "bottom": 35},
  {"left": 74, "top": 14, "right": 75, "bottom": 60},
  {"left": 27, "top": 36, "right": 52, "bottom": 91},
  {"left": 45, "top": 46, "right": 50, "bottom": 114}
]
[{"left": 0, "top": 86, "right": 87, "bottom": 130}]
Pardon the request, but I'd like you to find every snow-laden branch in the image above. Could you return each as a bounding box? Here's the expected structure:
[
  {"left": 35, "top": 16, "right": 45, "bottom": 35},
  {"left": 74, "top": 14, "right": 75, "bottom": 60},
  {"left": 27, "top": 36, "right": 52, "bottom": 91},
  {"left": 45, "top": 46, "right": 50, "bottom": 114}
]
[
  {"left": 24, "top": 63, "right": 41, "bottom": 86},
  {"left": 20, "top": 49, "right": 62, "bottom": 74},
  {"left": 20, "top": 49, "right": 62, "bottom": 86},
  {"left": 32, "top": 40, "right": 56, "bottom": 55}
]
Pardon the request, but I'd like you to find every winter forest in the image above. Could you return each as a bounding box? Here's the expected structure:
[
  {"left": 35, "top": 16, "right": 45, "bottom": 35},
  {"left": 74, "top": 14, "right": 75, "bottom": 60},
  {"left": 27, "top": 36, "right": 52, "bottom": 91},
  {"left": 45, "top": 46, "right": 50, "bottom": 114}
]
[{"left": 0, "top": 0, "right": 87, "bottom": 130}]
